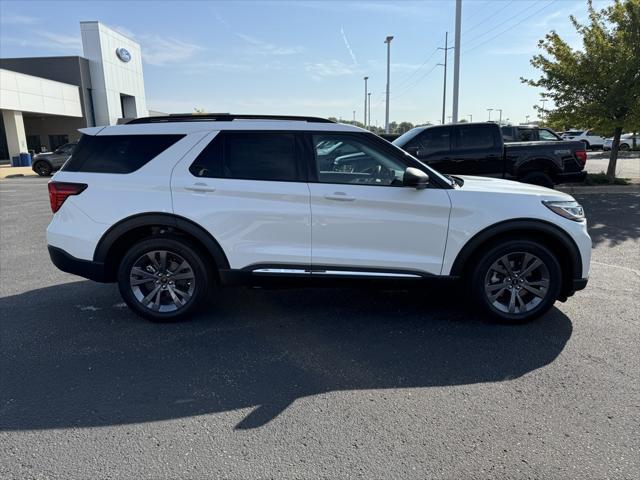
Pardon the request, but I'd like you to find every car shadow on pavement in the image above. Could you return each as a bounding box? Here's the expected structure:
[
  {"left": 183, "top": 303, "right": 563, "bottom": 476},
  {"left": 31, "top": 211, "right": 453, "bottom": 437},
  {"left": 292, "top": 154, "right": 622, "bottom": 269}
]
[{"left": 0, "top": 281, "right": 572, "bottom": 431}]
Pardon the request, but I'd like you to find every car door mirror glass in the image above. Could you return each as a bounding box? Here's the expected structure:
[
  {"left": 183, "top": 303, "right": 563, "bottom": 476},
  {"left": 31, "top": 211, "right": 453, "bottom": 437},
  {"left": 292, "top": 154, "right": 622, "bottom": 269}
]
[{"left": 403, "top": 167, "right": 429, "bottom": 189}]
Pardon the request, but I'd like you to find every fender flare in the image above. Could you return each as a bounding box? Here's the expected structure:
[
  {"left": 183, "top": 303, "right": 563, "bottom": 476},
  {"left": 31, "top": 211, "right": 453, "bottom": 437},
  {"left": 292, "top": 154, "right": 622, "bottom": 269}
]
[
  {"left": 449, "top": 218, "right": 582, "bottom": 279},
  {"left": 93, "top": 212, "right": 230, "bottom": 270}
]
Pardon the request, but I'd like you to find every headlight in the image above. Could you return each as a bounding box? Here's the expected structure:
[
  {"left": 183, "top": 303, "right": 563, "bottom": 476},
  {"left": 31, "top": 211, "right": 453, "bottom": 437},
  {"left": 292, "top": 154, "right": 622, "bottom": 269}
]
[{"left": 543, "top": 200, "right": 585, "bottom": 222}]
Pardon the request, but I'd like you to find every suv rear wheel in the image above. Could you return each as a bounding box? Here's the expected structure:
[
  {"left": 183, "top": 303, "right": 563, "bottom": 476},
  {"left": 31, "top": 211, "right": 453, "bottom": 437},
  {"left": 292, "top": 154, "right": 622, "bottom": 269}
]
[
  {"left": 117, "top": 237, "right": 211, "bottom": 322},
  {"left": 470, "top": 240, "right": 561, "bottom": 323}
]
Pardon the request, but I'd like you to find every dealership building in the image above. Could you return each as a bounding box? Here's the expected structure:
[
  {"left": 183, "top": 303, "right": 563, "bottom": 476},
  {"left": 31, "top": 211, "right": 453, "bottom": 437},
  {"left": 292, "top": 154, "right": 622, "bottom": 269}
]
[{"left": 0, "top": 21, "right": 149, "bottom": 162}]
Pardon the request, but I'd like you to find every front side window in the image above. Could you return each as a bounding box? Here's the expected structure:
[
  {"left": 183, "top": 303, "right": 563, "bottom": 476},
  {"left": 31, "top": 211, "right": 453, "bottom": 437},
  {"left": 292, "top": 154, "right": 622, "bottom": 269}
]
[
  {"left": 313, "top": 134, "right": 406, "bottom": 186},
  {"left": 190, "top": 132, "right": 298, "bottom": 182},
  {"left": 456, "top": 125, "right": 495, "bottom": 149},
  {"left": 539, "top": 129, "right": 559, "bottom": 141},
  {"left": 411, "top": 128, "right": 451, "bottom": 155}
]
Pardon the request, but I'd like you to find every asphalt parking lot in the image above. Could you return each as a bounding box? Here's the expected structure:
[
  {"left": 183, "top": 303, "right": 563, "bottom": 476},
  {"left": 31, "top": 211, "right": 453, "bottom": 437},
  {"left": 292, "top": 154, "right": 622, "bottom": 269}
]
[{"left": 1, "top": 177, "right": 639, "bottom": 479}]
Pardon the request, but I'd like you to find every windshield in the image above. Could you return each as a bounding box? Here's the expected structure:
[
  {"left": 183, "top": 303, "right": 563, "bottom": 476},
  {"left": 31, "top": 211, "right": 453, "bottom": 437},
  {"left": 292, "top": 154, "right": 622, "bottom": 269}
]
[{"left": 393, "top": 127, "right": 426, "bottom": 147}]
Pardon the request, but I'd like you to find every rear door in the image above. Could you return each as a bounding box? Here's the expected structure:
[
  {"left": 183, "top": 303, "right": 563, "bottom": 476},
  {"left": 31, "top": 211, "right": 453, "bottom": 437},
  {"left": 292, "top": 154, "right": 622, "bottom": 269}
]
[
  {"left": 306, "top": 132, "right": 451, "bottom": 276},
  {"left": 450, "top": 124, "right": 503, "bottom": 175},
  {"left": 171, "top": 130, "right": 311, "bottom": 270}
]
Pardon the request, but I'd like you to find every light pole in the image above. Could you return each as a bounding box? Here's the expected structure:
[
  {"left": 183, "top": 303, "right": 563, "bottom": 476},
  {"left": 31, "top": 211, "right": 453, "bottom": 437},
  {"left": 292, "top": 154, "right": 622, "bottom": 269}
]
[
  {"left": 363, "top": 76, "right": 368, "bottom": 126},
  {"left": 384, "top": 36, "right": 393, "bottom": 134},
  {"left": 352, "top": 110, "right": 356, "bottom": 123},
  {"left": 367, "top": 92, "right": 371, "bottom": 129},
  {"left": 452, "top": 0, "right": 462, "bottom": 123},
  {"left": 487, "top": 108, "right": 493, "bottom": 121},
  {"left": 540, "top": 99, "right": 547, "bottom": 125},
  {"left": 525, "top": 115, "right": 530, "bottom": 124},
  {"left": 496, "top": 109, "right": 503, "bottom": 125}
]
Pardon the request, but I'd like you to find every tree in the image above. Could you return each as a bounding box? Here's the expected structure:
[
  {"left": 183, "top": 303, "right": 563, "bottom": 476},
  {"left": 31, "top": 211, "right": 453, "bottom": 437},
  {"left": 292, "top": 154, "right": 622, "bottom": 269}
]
[
  {"left": 522, "top": 0, "right": 640, "bottom": 179},
  {"left": 397, "top": 122, "right": 415, "bottom": 134}
]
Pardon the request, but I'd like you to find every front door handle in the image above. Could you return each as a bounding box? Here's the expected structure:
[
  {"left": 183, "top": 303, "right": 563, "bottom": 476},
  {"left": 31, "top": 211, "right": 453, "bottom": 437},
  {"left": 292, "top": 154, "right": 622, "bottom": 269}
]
[
  {"left": 324, "top": 192, "right": 355, "bottom": 201},
  {"left": 185, "top": 182, "right": 216, "bottom": 193}
]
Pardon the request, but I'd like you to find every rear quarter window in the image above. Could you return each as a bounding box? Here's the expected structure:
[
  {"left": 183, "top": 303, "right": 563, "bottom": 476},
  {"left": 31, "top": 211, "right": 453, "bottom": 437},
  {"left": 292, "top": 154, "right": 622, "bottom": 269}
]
[{"left": 62, "top": 134, "right": 185, "bottom": 173}]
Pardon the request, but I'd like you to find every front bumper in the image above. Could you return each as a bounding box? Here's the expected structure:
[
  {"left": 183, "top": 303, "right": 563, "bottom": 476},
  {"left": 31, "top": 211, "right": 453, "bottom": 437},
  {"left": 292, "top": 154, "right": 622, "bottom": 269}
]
[{"left": 48, "top": 245, "right": 108, "bottom": 282}]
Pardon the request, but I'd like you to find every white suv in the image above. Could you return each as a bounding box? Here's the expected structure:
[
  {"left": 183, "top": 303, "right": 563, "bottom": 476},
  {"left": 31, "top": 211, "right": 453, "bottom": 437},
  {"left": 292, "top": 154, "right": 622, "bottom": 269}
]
[
  {"left": 47, "top": 114, "right": 591, "bottom": 323},
  {"left": 561, "top": 130, "right": 605, "bottom": 150}
]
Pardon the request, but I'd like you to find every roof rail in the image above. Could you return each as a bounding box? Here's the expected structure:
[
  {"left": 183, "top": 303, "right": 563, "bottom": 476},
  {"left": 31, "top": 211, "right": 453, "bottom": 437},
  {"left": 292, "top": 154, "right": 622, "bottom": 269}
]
[{"left": 126, "top": 113, "right": 336, "bottom": 125}]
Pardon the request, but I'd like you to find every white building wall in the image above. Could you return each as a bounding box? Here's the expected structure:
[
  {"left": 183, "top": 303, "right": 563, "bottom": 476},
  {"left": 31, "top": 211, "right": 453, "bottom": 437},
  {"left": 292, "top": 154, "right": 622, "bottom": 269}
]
[
  {"left": 0, "top": 69, "right": 82, "bottom": 117},
  {"left": 80, "top": 21, "right": 147, "bottom": 126}
]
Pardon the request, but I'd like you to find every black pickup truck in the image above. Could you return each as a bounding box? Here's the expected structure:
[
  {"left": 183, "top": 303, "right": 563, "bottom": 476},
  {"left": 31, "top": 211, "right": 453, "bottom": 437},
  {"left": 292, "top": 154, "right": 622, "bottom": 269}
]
[{"left": 393, "top": 122, "right": 587, "bottom": 187}]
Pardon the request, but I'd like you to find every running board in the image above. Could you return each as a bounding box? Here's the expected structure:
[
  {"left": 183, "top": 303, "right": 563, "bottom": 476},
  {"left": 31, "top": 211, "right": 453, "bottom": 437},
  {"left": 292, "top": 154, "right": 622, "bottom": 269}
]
[{"left": 251, "top": 268, "right": 422, "bottom": 279}]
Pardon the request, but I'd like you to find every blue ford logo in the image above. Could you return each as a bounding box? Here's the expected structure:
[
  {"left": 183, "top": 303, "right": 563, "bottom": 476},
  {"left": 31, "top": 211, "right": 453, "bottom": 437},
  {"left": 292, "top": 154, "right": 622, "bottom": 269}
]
[{"left": 116, "top": 47, "right": 131, "bottom": 63}]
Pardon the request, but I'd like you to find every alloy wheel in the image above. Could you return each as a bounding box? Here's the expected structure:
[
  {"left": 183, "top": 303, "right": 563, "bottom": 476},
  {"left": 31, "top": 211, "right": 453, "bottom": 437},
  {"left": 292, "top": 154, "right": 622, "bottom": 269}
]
[
  {"left": 129, "top": 250, "right": 196, "bottom": 313},
  {"left": 484, "top": 252, "right": 550, "bottom": 315}
]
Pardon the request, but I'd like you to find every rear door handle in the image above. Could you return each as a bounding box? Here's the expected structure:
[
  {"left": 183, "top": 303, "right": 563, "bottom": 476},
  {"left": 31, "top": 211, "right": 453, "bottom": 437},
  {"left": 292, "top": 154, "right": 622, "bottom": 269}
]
[
  {"left": 185, "top": 182, "right": 216, "bottom": 193},
  {"left": 324, "top": 192, "right": 355, "bottom": 201}
]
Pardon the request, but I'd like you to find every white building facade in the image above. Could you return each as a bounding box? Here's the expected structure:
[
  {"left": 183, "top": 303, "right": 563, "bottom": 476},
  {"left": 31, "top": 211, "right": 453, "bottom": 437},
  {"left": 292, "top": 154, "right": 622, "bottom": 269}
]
[{"left": 0, "top": 21, "right": 148, "bottom": 161}]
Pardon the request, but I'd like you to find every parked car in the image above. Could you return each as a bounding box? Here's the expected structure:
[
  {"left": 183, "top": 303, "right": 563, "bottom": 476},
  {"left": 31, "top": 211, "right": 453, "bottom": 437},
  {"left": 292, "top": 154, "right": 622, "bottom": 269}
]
[
  {"left": 393, "top": 122, "right": 587, "bottom": 188},
  {"left": 561, "top": 130, "right": 605, "bottom": 150},
  {"left": 31, "top": 143, "right": 76, "bottom": 176},
  {"left": 47, "top": 114, "right": 590, "bottom": 324},
  {"left": 501, "top": 125, "right": 562, "bottom": 142},
  {"left": 603, "top": 133, "right": 636, "bottom": 151}
]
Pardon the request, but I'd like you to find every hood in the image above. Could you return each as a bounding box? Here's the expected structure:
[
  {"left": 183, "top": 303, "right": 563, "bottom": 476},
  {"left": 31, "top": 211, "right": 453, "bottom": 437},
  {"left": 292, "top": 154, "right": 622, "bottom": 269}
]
[{"left": 456, "top": 175, "right": 573, "bottom": 200}]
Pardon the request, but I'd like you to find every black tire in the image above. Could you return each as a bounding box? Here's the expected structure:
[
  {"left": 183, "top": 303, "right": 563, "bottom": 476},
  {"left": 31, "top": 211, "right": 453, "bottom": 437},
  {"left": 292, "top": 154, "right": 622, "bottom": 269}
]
[
  {"left": 470, "top": 240, "right": 562, "bottom": 324},
  {"left": 519, "top": 172, "right": 555, "bottom": 189},
  {"left": 117, "top": 236, "right": 212, "bottom": 322},
  {"left": 33, "top": 161, "right": 52, "bottom": 176},
  {"left": 619, "top": 143, "right": 630, "bottom": 151}
]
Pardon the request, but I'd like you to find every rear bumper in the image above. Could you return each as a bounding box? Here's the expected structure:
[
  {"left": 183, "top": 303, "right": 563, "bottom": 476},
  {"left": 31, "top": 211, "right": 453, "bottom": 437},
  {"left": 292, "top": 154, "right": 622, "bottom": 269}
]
[
  {"left": 554, "top": 170, "right": 587, "bottom": 184},
  {"left": 48, "top": 245, "right": 108, "bottom": 282}
]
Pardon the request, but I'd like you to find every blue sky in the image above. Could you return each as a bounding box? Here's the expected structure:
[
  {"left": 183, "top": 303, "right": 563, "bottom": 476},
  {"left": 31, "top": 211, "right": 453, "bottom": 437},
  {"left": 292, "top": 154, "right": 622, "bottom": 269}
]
[{"left": 0, "top": 0, "right": 610, "bottom": 125}]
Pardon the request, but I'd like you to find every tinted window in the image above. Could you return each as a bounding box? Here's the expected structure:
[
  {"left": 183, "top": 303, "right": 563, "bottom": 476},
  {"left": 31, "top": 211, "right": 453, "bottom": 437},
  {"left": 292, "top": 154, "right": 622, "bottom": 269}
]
[
  {"left": 517, "top": 128, "right": 535, "bottom": 141},
  {"left": 190, "top": 132, "right": 298, "bottom": 182},
  {"left": 63, "top": 134, "right": 184, "bottom": 173},
  {"left": 456, "top": 125, "right": 495, "bottom": 149},
  {"left": 539, "top": 129, "right": 559, "bottom": 141},
  {"left": 501, "top": 126, "right": 515, "bottom": 142},
  {"left": 411, "top": 128, "right": 451, "bottom": 155},
  {"left": 313, "top": 134, "right": 406, "bottom": 186}
]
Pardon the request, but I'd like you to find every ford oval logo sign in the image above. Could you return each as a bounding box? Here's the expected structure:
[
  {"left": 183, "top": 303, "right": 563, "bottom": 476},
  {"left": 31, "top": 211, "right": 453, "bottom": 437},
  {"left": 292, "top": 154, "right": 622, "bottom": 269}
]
[{"left": 116, "top": 47, "right": 131, "bottom": 63}]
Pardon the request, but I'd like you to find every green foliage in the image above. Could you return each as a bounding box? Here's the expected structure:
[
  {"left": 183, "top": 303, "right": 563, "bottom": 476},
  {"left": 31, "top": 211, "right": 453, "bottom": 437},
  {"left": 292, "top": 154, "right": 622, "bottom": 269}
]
[
  {"left": 584, "top": 172, "right": 630, "bottom": 185},
  {"left": 523, "top": 0, "right": 639, "bottom": 132}
]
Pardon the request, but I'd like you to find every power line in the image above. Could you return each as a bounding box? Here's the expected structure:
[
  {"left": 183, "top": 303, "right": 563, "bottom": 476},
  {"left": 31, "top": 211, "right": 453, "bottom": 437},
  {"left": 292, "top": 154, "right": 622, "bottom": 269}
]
[
  {"left": 390, "top": 63, "right": 440, "bottom": 100},
  {"left": 462, "top": 0, "right": 544, "bottom": 48},
  {"left": 463, "top": 0, "right": 516, "bottom": 36},
  {"left": 463, "top": 0, "right": 558, "bottom": 54},
  {"left": 393, "top": 47, "right": 439, "bottom": 90}
]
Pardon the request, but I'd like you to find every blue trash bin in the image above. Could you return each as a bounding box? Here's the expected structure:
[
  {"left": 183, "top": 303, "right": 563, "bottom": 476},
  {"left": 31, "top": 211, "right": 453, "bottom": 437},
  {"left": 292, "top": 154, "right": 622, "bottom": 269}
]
[
  {"left": 11, "top": 156, "right": 21, "bottom": 167},
  {"left": 19, "top": 152, "right": 32, "bottom": 167}
]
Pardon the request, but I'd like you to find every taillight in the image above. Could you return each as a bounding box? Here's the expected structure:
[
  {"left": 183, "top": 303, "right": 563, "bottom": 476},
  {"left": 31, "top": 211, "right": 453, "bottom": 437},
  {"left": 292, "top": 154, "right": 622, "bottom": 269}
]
[
  {"left": 48, "top": 182, "right": 87, "bottom": 213},
  {"left": 575, "top": 150, "right": 587, "bottom": 166}
]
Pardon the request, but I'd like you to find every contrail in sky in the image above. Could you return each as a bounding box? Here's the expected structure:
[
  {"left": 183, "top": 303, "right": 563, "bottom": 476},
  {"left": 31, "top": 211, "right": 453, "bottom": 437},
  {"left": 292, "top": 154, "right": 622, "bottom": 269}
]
[{"left": 340, "top": 26, "right": 358, "bottom": 65}]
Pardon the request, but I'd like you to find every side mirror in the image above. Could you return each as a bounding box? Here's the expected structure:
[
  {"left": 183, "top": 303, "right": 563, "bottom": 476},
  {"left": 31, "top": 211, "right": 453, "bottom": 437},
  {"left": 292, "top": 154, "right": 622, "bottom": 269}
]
[{"left": 403, "top": 167, "right": 429, "bottom": 190}]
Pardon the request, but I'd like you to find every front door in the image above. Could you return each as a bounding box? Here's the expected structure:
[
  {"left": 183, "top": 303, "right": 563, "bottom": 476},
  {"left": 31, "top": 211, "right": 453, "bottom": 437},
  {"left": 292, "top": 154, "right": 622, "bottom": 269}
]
[{"left": 307, "top": 133, "right": 451, "bottom": 276}]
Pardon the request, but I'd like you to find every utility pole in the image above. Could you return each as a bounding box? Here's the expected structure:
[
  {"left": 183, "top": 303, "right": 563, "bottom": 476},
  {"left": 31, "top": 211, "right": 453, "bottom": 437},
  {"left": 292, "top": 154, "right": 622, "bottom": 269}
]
[
  {"left": 452, "top": 0, "right": 462, "bottom": 123},
  {"left": 487, "top": 108, "right": 493, "bottom": 121},
  {"left": 367, "top": 92, "right": 371, "bottom": 129},
  {"left": 438, "top": 32, "right": 453, "bottom": 126},
  {"left": 363, "top": 76, "right": 368, "bottom": 126},
  {"left": 352, "top": 110, "right": 356, "bottom": 123},
  {"left": 384, "top": 36, "right": 393, "bottom": 134}
]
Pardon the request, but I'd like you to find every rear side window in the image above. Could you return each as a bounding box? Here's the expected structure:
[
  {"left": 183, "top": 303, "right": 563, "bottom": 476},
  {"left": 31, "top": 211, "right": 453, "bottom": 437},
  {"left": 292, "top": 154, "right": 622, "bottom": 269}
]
[
  {"left": 63, "top": 134, "right": 184, "bottom": 173},
  {"left": 456, "top": 125, "right": 496, "bottom": 149},
  {"left": 190, "top": 132, "right": 298, "bottom": 182},
  {"left": 410, "top": 127, "right": 451, "bottom": 155}
]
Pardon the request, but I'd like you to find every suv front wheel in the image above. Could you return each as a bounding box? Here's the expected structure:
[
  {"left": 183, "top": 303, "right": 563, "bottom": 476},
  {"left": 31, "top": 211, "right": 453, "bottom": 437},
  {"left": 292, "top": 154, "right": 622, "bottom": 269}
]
[
  {"left": 470, "top": 240, "right": 562, "bottom": 323},
  {"left": 117, "top": 237, "right": 211, "bottom": 322}
]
